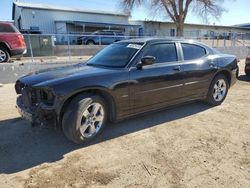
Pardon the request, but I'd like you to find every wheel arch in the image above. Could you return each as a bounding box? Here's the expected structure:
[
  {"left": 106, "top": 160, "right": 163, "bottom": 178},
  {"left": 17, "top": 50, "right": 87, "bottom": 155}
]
[
  {"left": 86, "top": 39, "right": 95, "bottom": 45},
  {"left": 58, "top": 88, "right": 117, "bottom": 125},
  {"left": 214, "top": 69, "right": 232, "bottom": 87},
  {"left": 0, "top": 41, "right": 11, "bottom": 54}
]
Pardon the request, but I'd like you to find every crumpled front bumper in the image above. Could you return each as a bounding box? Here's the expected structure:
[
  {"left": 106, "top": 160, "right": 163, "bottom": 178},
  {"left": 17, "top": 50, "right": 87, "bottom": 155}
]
[{"left": 16, "top": 95, "right": 57, "bottom": 125}]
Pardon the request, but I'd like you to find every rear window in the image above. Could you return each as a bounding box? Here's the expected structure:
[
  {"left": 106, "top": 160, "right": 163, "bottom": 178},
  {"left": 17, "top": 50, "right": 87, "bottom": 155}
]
[
  {"left": 0, "top": 23, "right": 18, "bottom": 33},
  {"left": 181, "top": 43, "right": 207, "bottom": 60},
  {"left": 144, "top": 43, "right": 178, "bottom": 63}
]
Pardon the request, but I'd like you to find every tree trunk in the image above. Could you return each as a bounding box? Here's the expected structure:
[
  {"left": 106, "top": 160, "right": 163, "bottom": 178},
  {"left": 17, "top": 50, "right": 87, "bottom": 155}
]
[{"left": 176, "top": 22, "right": 184, "bottom": 37}]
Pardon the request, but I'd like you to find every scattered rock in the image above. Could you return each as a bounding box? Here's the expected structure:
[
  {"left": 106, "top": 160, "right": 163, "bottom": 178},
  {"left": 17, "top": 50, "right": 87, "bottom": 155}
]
[
  {"left": 214, "top": 177, "right": 220, "bottom": 181},
  {"left": 0, "top": 83, "right": 3, "bottom": 87}
]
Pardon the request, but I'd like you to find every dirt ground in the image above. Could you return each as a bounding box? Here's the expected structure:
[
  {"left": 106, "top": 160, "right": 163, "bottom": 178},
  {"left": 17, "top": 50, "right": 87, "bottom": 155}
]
[{"left": 0, "top": 61, "right": 249, "bottom": 188}]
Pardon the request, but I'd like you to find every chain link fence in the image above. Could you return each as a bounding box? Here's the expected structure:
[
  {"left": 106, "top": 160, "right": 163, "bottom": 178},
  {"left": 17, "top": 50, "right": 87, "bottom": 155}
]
[{"left": 12, "top": 32, "right": 250, "bottom": 63}]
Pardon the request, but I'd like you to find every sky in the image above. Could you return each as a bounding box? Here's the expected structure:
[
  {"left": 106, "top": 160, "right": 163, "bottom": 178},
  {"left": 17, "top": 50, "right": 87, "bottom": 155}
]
[{"left": 0, "top": 0, "right": 249, "bottom": 26}]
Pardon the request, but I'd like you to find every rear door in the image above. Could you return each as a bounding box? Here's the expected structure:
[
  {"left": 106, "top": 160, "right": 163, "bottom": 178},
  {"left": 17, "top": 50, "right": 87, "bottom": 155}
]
[
  {"left": 179, "top": 43, "right": 217, "bottom": 99},
  {"left": 129, "top": 42, "right": 184, "bottom": 114}
]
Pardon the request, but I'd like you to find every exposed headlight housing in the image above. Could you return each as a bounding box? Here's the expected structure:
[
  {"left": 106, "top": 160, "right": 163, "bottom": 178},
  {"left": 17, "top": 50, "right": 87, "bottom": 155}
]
[{"left": 40, "top": 89, "right": 55, "bottom": 106}]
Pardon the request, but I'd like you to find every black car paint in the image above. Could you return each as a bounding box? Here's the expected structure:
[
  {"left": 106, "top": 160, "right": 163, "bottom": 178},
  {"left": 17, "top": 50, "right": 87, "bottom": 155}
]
[{"left": 15, "top": 39, "right": 238, "bottom": 126}]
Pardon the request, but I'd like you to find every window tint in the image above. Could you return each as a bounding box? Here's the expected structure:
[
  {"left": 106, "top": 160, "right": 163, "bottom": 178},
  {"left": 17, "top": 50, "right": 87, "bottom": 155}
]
[
  {"left": 0, "top": 24, "right": 17, "bottom": 33},
  {"left": 144, "top": 43, "right": 177, "bottom": 63},
  {"left": 181, "top": 43, "right": 206, "bottom": 60},
  {"left": 87, "top": 43, "right": 143, "bottom": 68}
]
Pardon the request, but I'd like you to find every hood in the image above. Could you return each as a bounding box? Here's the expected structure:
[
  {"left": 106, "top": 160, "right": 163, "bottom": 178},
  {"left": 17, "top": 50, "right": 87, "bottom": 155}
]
[{"left": 18, "top": 63, "right": 113, "bottom": 87}]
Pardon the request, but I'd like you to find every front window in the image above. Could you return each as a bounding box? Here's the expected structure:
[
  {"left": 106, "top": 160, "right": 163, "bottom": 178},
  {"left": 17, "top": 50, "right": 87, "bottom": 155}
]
[{"left": 87, "top": 43, "right": 143, "bottom": 68}]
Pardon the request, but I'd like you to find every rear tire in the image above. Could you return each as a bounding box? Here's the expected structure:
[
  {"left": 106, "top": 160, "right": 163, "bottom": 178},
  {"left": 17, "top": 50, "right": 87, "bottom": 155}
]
[
  {"left": 62, "top": 94, "right": 107, "bottom": 144},
  {"left": 205, "top": 74, "right": 229, "bottom": 106},
  {"left": 0, "top": 46, "right": 10, "bottom": 63}
]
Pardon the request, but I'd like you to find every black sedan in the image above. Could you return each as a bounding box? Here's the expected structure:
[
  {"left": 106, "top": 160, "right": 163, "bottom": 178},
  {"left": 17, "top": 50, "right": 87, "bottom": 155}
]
[{"left": 15, "top": 38, "right": 238, "bottom": 144}]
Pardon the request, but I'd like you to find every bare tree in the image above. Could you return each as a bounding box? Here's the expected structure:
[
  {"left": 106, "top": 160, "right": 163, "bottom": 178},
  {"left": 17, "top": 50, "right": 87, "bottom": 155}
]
[{"left": 121, "top": 0, "right": 226, "bottom": 36}]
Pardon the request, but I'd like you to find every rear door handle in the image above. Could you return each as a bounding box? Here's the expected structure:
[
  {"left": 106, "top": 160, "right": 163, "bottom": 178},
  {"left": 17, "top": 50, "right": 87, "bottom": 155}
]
[{"left": 173, "top": 66, "right": 181, "bottom": 71}]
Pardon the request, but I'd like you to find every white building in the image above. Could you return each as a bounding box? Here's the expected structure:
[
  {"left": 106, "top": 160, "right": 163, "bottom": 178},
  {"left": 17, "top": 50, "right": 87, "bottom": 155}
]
[{"left": 12, "top": 2, "right": 140, "bottom": 34}]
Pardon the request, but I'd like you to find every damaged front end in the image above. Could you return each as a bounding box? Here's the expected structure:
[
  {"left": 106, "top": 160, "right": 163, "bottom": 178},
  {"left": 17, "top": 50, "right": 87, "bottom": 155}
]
[{"left": 15, "top": 80, "right": 58, "bottom": 126}]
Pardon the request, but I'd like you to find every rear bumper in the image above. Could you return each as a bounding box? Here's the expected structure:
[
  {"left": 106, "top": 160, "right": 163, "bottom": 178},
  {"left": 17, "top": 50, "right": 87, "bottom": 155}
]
[{"left": 10, "top": 48, "right": 26, "bottom": 56}]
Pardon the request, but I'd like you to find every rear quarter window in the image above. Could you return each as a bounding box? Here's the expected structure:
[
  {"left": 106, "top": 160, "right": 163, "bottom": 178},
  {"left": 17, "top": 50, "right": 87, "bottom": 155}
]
[{"left": 181, "top": 43, "right": 207, "bottom": 60}]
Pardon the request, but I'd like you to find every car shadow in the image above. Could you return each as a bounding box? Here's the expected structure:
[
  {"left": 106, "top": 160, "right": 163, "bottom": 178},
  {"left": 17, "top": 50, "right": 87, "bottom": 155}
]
[
  {"left": 0, "top": 101, "right": 210, "bottom": 174},
  {"left": 238, "top": 75, "right": 250, "bottom": 82}
]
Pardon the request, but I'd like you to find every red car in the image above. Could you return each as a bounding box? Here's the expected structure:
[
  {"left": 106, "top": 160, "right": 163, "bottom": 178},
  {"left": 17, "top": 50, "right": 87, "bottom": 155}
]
[
  {"left": 0, "top": 22, "right": 26, "bottom": 63},
  {"left": 245, "top": 55, "right": 250, "bottom": 75}
]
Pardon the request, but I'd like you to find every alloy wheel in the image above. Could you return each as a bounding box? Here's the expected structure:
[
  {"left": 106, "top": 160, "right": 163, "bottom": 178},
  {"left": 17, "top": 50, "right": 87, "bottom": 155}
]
[
  {"left": 80, "top": 102, "right": 105, "bottom": 138},
  {"left": 213, "top": 79, "right": 227, "bottom": 102},
  {"left": 0, "top": 50, "right": 6, "bottom": 62}
]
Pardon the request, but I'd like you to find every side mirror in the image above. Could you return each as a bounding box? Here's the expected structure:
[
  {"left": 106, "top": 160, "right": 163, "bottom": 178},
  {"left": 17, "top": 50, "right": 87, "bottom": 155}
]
[{"left": 137, "top": 56, "right": 156, "bottom": 69}]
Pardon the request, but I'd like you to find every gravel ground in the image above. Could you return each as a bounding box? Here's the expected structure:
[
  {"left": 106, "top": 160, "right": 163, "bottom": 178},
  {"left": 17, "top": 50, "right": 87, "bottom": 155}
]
[{"left": 0, "top": 61, "right": 249, "bottom": 188}]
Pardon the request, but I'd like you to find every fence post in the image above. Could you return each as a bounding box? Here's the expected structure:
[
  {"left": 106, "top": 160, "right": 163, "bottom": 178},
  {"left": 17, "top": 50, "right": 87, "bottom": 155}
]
[
  {"left": 67, "top": 34, "right": 71, "bottom": 62},
  {"left": 216, "top": 36, "right": 219, "bottom": 48},
  {"left": 99, "top": 35, "right": 101, "bottom": 45},
  {"left": 27, "top": 35, "right": 34, "bottom": 63}
]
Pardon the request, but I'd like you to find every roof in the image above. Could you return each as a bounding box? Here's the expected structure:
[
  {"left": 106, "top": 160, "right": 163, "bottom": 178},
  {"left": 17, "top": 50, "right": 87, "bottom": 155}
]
[
  {"left": 234, "top": 23, "right": 250, "bottom": 28},
  {"left": 118, "top": 38, "right": 212, "bottom": 50},
  {"left": 13, "top": 2, "right": 129, "bottom": 17},
  {"left": 132, "top": 20, "right": 250, "bottom": 31},
  {"left": 55, "top": 20, "right": 141, "bottom": 27},
  {"left": 118, "top": 37, "right": 192, "bottom": 43}
]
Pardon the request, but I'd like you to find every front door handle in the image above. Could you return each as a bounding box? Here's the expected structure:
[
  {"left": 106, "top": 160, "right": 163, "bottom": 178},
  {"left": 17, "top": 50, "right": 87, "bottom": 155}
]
[{"left": 173, "top": 66, "right": 181, "bottom": 71}]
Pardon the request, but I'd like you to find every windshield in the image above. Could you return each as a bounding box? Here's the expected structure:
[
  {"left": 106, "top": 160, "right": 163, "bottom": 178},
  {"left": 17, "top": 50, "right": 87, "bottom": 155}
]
[{"left": 87, "top": 43, "right": 143, "bottom": 68}]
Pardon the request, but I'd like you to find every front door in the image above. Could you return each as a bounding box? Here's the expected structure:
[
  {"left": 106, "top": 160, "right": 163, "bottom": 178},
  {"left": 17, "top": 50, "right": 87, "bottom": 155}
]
[{"left": 129, "top": 43, "right": 184, "bottom": 114}]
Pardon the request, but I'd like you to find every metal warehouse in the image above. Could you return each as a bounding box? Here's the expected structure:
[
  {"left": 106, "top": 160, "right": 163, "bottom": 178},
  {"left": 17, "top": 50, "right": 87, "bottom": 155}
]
[{"left": 12, "top": 2, "right": 140, "bottom": 34}]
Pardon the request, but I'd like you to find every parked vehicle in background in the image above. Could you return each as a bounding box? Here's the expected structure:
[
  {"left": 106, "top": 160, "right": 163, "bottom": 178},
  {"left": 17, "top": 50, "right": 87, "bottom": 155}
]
[
  {"left": 245, "top": 55, "right": 250, "bottom": 75},
  {"left": 77, "top": 30, "right": 125, "bottom": 45},
  {"left": 15, "top": 38, "right": 238, "bottom": 144},
  {"left": 0, "top": 22, "right": 26, "bottom": 63},
  {"left": 19, "top": 29, "right": 42, "bottom": 34}
]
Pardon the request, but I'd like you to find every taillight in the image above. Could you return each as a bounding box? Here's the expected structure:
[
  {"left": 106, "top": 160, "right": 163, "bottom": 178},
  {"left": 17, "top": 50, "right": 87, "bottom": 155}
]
[{"left": 17, "top": 34, "right": 26, "bottom": 48}]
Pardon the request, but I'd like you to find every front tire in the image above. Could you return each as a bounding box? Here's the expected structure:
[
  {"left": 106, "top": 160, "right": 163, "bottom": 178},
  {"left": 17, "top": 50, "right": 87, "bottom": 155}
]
[
  {"left": 62, "top": 94, "right": 107, "bottom": 144},
  {"left": 0, "top": 46, "right": 10, "bottom": 63},
  {"left": 205, "top": 74, "right": 229, "bottom": 106},
  {"left": 86, "top": 40, "right": 95, "bottom": 45}
]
